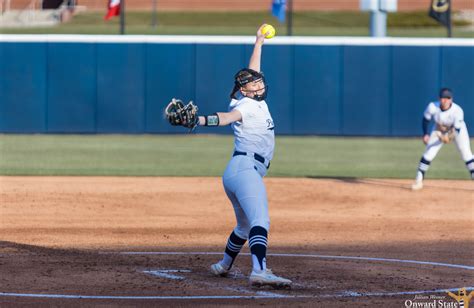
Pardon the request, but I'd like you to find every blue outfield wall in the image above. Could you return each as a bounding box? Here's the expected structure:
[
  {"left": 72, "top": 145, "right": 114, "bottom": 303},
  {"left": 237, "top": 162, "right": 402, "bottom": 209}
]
[{"left": 0, "top": 36, "right": 473, "bottom": 136}]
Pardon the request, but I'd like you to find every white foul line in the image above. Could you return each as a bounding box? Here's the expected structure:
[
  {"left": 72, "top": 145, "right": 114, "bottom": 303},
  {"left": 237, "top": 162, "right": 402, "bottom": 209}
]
[
  {"left": 1, "top": 287, "right": 473, "bottom": 300},
  {"left": 0, "top": 293, "right": 303, "bottom": 299}
]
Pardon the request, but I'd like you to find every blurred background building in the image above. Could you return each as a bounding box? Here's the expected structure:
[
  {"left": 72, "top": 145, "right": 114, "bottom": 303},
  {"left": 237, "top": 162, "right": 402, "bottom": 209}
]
[{"left": 3, "top": 0, "right": 474, "bottom": 11}]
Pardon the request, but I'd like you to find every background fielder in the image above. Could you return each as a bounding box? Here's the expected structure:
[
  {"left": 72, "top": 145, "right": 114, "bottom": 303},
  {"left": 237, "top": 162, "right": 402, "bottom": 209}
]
[{"left": 412, "top": 88, "right": 474, "bottom": 190}]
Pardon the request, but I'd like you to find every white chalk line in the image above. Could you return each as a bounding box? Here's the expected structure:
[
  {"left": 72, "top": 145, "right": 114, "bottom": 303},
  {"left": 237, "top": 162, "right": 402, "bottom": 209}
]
[
  {"left": 1, "top": 251, "right": 472, "bottom": 300},
  {"left": 0, "top": 293, "right": 303, "bottom": 299},
  {"left": 118, "top": 251, "right": 474, "bottom": 271},
  {"left": 1, "top": 287, "right": 473, "bottom": 300},
  {"left": 220, "top": 285, "right": 285, "bottom": 298},
  {"left": 143, "top": 269, "right": 191, "bottom": 280},
  {"left": 150, "top": 269, "right": 192, "bottom": 272}
]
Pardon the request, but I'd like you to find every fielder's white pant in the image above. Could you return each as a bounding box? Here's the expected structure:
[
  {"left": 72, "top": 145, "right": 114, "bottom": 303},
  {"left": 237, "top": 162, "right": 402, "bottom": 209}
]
[
  {"left": 222, "top": 154, "right": 270, "bottom": 240},
  {"left": 422, "top": 122, "right": 473, "bottom": 162}
]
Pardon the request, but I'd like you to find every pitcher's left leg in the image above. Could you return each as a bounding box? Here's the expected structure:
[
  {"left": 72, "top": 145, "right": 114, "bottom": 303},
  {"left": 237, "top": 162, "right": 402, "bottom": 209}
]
[
  {"left": 233, "top": 168, "right": 269, "bottom": 272},
  {"left": 234, "top": 169, "right": 291, "bottom": 287}
]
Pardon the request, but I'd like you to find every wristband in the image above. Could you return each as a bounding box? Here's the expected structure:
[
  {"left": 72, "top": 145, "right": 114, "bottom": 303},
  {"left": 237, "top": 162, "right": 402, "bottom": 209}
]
[{"left": 205, "top": 113, "right": 220, "bottom": 127}]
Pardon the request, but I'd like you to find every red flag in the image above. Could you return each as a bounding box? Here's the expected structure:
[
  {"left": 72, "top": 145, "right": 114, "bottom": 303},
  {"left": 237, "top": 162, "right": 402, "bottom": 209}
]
[{"left": 104, "top": 0, "right": 120, "bottom": 20}]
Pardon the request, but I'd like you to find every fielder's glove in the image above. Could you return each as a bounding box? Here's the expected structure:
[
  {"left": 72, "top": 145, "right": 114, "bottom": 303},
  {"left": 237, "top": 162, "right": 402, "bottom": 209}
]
[
  {"left": 165, "top": 98, "right": 199, "bottom": 131},
  {"left": 435, "top": 128, "right": 455, "bottom": 144}
]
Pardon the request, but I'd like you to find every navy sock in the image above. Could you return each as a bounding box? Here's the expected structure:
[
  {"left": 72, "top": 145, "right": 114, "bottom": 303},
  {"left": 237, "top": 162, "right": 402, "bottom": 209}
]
[
  {"left": 418, "top": 157, "right": 431, "bottom": 178},
  {"left": 465, "top": 159, "right": 474, "bottom": 179},
  {"left": 249, "top": 226, "right": 268, "bottom": 272},
  {"left": 222, "top": 231, "right": 246, "bottom": 270}
]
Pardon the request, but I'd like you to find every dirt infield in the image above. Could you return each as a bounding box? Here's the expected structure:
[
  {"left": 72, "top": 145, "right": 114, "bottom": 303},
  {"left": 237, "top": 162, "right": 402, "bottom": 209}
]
[{"left": 1, "top": 176, "right": 473, "bottom": 306}]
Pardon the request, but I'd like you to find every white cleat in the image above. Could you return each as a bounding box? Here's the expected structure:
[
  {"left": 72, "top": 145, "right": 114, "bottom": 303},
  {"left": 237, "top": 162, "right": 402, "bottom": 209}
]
[
  {"left": 210, "top": 262, "right": 229, "bottom": 277},
  {"left": 411, "top": 181, "right": 423, "bottom": 191},
  {"left": 249, "top": 269, "right": 292, "bottom": 288}
]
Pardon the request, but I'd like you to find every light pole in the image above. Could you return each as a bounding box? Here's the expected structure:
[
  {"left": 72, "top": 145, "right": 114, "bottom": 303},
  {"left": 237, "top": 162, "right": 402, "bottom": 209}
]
[
  {"left": 120, "top": 0, "right": 125, "bottom": 35},
  {"left": 286, "top": 0, "right": 293, "bottom": 36},
  {"left": 369, "top": 1, "right": 387, "bottom": 37},
  {"left": 152, "top": 0, "right": 158, "bottom": 28},
  {"left": 361, "top": 0, "right": 397, "bottom": 37}
]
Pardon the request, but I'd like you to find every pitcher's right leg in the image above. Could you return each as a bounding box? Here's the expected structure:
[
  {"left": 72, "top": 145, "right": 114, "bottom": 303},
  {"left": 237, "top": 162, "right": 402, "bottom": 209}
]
[{"left": 210, "top": 186, "right": 250, "bottom": 277}]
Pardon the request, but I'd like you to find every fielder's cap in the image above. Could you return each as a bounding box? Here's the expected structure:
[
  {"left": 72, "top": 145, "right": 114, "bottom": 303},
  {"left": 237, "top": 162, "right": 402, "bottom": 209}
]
[{"left": 439, "top": 88, "right": 453, "bottom": 98}]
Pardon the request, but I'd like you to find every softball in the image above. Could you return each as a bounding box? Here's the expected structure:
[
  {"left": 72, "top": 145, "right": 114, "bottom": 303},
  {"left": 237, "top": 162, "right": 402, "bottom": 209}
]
[{"left": 261, "top": 24, "right": 276, "bottom": 39}]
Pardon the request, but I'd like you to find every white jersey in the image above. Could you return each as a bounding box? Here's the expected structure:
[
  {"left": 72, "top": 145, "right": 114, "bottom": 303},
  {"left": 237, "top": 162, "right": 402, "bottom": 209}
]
[
  {"left": 229, "top": 96, "right": 275, "bottom": 161},
  {"left": 424, "top": 101, "right": 465, "bottom": 131}
]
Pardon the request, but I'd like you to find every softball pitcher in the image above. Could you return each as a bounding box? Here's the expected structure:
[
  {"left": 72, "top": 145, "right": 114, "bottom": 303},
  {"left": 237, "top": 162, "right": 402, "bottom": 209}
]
[
  {"left": 412, "top": 88, "right": 474, "bottom": 190},
  {"left": 165, "top": 24, "right": 291, "bottom": 287}
]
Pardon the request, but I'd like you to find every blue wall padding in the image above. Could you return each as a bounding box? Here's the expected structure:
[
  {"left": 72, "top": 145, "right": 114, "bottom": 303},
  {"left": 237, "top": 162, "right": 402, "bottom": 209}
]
[
  {"left": 293, "top": 45, "right": 342, "bottom": 135},
  {"left": 391, "top": 46, "right": 440, "bottom": 136},
  {"left": 1, "top": 43, "right": 47, "bottom": 132},
  {"left": 96, "top": 43, "right": 146, "bottom": 133},
  {"left": 47, "top": 43, "right": 97, "bottom": 133},
  {"left": 342, "top": 46, "right": 391, "bottom": 136},
  {"left": 0, "top": 41, "right": 472, "bottom": 136}
]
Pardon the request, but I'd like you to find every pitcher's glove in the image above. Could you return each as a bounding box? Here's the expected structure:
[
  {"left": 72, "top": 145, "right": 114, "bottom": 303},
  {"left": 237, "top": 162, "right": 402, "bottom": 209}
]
[
  {"left": 435, "top": 128, "right": 455, "bottom": 144},
  {"left": 165, "top": 98, "right": 199, "bottom": 131}
]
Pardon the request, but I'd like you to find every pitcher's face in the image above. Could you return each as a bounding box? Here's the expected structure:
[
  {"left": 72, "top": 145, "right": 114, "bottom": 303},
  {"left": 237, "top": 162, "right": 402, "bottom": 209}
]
[{"left": 241, "top": 79, "right": 265, "bottom": 98}]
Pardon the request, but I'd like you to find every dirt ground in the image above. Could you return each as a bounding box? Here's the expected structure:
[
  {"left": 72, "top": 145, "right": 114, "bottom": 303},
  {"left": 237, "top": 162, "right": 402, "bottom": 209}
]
[{"left": 0, "top": 176, "right": 473, "bottom": 307}]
